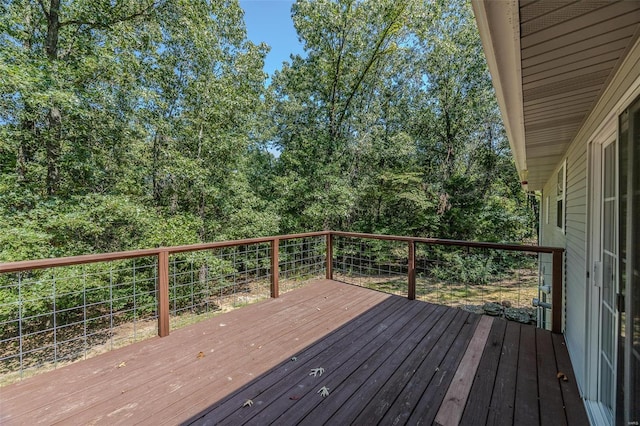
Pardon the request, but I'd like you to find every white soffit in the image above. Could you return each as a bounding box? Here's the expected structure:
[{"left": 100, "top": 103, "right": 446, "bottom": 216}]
[
  {"left": 474, "top": 0, "right": 640, "bottom": 190},
  {"left": 472, "top": 0, "right": 527, "bottom": 182}
]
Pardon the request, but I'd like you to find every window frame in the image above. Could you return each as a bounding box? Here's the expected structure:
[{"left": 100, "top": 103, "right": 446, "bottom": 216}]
[{"left": 556, "top": 160, "right": 566, "bottom": 233}]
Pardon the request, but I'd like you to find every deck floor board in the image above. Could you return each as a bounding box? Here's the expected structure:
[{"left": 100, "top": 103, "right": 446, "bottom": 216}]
[
  {"left": 552, "top": 332, "right": 591, "bottom": 426},
  {"left": 197, "top": 296, "right": 409, "bottom": 424},
  {"left": 251, "top": 295, "right": 433, "bottom": 425},
  {"left": 514, "top": 324, "right": 540, "bottom": 426},
  {"left": 407, "top": 311, "right": 479, "bottom": 425},
  {"left": 536, "top": 328, "right": 567, "bottom": 426},
  {"left": 459, "top": 318, "right": 507, "bottom": 425},
  {"left": 0, "top": 280, "right": 588, "bottom": 425},
  {"left": 485, "top": 320, "right": 520, "bottom": 425},
  {"left": 302, "top": 304, "right": 449, "bottom": 425}
]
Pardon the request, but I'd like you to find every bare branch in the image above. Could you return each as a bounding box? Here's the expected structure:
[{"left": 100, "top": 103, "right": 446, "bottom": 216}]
[{"left": 335, "top": 1, "right": 409, "bottom": 135}]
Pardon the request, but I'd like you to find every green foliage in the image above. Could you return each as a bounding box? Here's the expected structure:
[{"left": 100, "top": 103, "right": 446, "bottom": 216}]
[
  {"left": 0, "top": 195, "right": 204, "bottom": 261},
  {"left": 1, "top": 0, "right": 533, "bottom": 256},
  {"left": 264, "top": 0, "right": 533, "bottom": 244},
  {"left": 0, "top": 0, "right": 538, "bottom": 358},
  {"left": 431, "top": 252, "right": 496, "bottom": 285}
]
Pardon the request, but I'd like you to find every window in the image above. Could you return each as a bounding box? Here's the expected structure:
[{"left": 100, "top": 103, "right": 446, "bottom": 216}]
[{"left": 556, "top": 161, "right": 566, "bottom": 231}]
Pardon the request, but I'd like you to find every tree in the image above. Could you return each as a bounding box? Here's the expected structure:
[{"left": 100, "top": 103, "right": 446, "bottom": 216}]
[
  {"left": 269, "top": 0, "right": 533, "bottom": 242},
  {"left": 131, "top": 0, "right": 276, "bottom": 239},
  {"left": 1, "top": 0, "right": 158, "bottom": 196},
  {"left": 409, "top": 0, "right": 532, "bottom": 241},
  {"left": 0, "top": 0, "right": 278, "bottom": 260},
  {"left": 0, "top": 0, "right": 535, "bottom": 263},
  {"left": 271, "top": 0, "right": 429, "bottom": 232}
]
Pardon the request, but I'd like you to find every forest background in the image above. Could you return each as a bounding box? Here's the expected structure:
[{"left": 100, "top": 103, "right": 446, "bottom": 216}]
[{"left": 0, "top": 0, "right": 536, "bottom": 263}]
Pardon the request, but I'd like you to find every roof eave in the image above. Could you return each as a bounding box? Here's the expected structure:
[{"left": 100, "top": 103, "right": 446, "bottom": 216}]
[{"left": 472, "top": 0, "right": 531, "bottom": 187}]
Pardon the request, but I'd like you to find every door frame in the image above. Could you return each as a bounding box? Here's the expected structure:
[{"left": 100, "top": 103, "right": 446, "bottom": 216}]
[{"left": 585, "top": 118, "right": 618, "bottom": 424}]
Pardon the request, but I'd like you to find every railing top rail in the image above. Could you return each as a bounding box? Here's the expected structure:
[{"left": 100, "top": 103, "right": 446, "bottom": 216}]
[
  {"left": 0, "top": 229, "right": 563, "bottom": 274},
  {"left": 330, "top": 231, "right": 564, "bottom": 254},
  {"left": 163, "top": 231, "right": 328, "bottom": 255},
  {"left": 0, "top": 231, "right": 329, "bottom": 274},
  {"left": 0, "top": 248, "right": 164, "bottom": 274}
]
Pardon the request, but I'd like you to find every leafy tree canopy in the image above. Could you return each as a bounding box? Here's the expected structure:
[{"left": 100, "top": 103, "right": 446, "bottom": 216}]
[{"left": 0, "top": 0, "right": 535, "bottom": 262}]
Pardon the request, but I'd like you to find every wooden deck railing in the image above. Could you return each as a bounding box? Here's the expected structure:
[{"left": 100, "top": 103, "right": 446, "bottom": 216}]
[
  {"left": 0, "top": 230, "right": 564, "bottom": 343},
  {"left": 327, "top": 231, "right": 564, "bottom": 333}
]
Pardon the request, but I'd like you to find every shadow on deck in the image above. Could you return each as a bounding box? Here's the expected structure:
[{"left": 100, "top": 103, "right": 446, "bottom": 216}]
[{"left": 0, "top": 280, "right": 587, "bottom": 425}]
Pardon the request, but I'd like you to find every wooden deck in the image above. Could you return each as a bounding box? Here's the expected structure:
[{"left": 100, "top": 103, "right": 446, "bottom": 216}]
[{"left": 0, "top": 280, "right": 588, "bottom": 425}]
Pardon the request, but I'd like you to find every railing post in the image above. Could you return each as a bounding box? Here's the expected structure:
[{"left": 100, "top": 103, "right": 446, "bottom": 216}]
[
  {"left": 551, "top": 249, "right": 563, "bottom": 334},
  {"left": 408, "top": 240, "right": 416, "bottom": 300},
  {"left": 326, "top": 232, "right": 333, "bottom": 280},
  {"left": 157, "top": 250, "right": 170, "bottom": 337},
  {"left": 271, "top": 238, "right": 279, "bottom": 298}
]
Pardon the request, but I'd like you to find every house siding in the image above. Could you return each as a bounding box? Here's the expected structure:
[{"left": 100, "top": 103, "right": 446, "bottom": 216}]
[
  {"left": 538, "top": 131, "right": 588, "bottom": 394},
  {"left": 538, "top": 38, "right": 640, "bottom": 401},
  {"left": 565, "top": 141, "right": 588, "bottom": 392}
]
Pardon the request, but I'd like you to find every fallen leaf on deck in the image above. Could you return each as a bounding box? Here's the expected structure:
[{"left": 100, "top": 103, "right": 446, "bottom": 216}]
[
  {"left": 556, "top": 372, "right": 568, "bottom": 381},
  {"left": 117, "top": 361, "right": 126, "bottom": 368},
  {"left": 309, "top": 367, "right": 325, "bottom": 377},
  {"left": 197, "top": 351, "right": 205, "bottom": 359}
]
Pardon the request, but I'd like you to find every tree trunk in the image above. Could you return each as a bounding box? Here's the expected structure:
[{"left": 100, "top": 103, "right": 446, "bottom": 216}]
[
  {"left": 18, "top": 108, "right": 36, "bottom": 184},
  {"left": 46, "top": 0, "right": 60, "bottom": 60}
]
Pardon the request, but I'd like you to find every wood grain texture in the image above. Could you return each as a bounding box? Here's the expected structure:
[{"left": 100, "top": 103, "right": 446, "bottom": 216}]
[
  {"left": 434, "top": 315, "right": 494, "bottom": 426},
  {"left": 0, "top": 280, "right": 587, "bottom": 426}
]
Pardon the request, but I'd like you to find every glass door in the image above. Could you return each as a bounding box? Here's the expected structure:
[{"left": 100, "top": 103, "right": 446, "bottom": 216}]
[
  {"left": 599, "top": 139, "right": 618, "bottom": 424},
  {"left": 619, "top": 95, "right": 640, "bottom": 426}
]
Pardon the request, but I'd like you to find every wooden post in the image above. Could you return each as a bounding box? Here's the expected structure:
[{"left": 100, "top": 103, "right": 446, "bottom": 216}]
[
  {"left": 551, "top": 249, "right": 563, "bottom": 334},
  {"left": 157, "top": 250, "right": 170, "bottom": 337},
  {"left": 326, "top": 233, "right": 333, "bottom": 280},
  {"left": 408, "top": 240, "right": 416, "bottom": 300},
  {"left": 271, "top": 238, "right": 279, "bottom": 298}
]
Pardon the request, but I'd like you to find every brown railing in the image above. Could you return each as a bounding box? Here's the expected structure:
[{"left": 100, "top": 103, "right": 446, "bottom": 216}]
[
  {"left": 0, "top": 231, "right": 563, "bottom": 383},
  {"left": 327, "top": 232, "right": 564, "bottom": 333}
]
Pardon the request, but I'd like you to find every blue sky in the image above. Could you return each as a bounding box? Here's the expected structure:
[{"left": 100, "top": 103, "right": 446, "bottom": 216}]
[{"left": 239, "top": 0, "right": 305, "bottom": 76}]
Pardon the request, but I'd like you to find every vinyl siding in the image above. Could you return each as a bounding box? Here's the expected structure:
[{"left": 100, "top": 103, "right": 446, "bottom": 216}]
[
  {"left": 564, "top": 142, "right": 588, "bottom": 392},
  {"left": 539, "top": 141, "right": 587, "bottom": 392},
  {"left": 539, "top": 166, "right": 565, "bottom": 336},
  {"left": 537, "top": 38, "right": 640, "bottom": 398}
]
